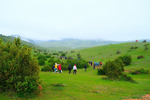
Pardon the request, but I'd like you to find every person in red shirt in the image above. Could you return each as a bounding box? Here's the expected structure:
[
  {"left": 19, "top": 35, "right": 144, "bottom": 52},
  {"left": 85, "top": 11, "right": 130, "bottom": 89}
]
[{"left": 58, "top": 64, "right": 62, "bottom": 73}]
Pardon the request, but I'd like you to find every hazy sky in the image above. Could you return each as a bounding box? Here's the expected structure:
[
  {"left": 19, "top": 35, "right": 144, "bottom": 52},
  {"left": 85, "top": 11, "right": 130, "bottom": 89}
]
[{"left": 0, "top": 0, "right": 150, "bottom": 41}]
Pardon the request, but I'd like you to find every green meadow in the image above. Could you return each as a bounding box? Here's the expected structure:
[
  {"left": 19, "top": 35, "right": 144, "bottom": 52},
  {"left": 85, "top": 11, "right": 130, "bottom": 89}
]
[{"left": 0, "top": 42, "right": 150, "bottom": 100}]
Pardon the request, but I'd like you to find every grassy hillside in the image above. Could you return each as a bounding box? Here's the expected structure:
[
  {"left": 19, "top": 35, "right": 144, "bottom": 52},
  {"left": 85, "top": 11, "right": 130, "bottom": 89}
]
[
  {"left": 0, "top": 34, "right": 52, "bottom": 53},
  {"left": 0, "top": 41, "right": 150, "bottom": 100},
  {"left": 66, "top": 42, "right": 150, "bottom": 71}
]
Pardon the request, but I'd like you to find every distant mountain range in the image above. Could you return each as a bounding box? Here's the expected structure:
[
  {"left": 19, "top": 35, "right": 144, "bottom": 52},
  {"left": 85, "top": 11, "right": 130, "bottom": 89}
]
[{"left": 8, "top": 34, "right": 150, "bottom": 49}]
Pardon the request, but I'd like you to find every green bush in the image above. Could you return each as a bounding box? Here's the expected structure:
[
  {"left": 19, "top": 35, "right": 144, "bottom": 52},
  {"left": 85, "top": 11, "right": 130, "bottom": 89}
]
[
  {"left": 61, "top": 53, "right": 66, "bottom": 56},
  {"left": 119, "top": 74, "right": 136, "bottom": 83},
  {"left": 98, "top": 57, "right": 135, "bottom": 82},
  {"left": 38, "top": 59, "right": 45, "bottom": 66},
  {"left": 66, "top": 59, "right": 89, "bottom": 69},
  {"left": 41, "top": 64, "right": 52, "bottom": 71},
  {"left": 131, "top": 69, "right": 149, "bottom": 75},
  {"left": 118, "top": 55, "right": 132, "bottom": 66},
  {"left": 37, "top": 54, "right": 47, "bottom": 60},
  {"left": 97, "top": 68, "right": 105, "bottom": 75},
  {"left": 0, "top": 38, "right": 41, "bottom": 96}
]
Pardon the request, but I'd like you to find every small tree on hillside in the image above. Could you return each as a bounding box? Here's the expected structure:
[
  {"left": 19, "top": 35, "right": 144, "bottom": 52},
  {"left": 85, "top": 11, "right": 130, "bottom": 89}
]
[{"left": 0, "top": 38, "right": 41, "bottom": 96}]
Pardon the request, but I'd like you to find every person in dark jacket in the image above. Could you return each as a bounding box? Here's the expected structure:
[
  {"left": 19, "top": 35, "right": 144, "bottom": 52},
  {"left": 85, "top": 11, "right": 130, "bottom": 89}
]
[
  {"left": 68, "top": 64, "right": 72, "bottom": 74},
  {"left": 84, "top": 64, "right": 87, "bottom": 71},
  {"left": 93, "top": 63, "right": 95, "bottom": 70},
  {"left": 52, "top": 65, "right": 55, "bottom": 72}
]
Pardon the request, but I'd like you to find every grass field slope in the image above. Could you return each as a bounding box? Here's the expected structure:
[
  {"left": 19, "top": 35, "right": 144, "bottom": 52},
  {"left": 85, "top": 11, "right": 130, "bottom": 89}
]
[
  {"left": 67, "top": 42, "right": 150, "bottom": 71},
  {"left": 0, "top": 42, "right": 150, "bottom": 100}
]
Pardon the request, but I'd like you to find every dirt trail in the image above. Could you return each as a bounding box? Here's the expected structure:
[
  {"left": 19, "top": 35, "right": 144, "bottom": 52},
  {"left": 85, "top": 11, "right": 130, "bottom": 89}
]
[{"left": 122, "top": 94, "right": 150, "bottom": 100}]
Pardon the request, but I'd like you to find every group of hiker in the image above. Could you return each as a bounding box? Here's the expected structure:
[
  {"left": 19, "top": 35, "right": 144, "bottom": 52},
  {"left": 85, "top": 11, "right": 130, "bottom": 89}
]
[
  {"left": 52, "top": 63, "right": 62, "bottom": 73},
  {"left": 52, "top": 63, "right": 87, "bottom": 74},
  {"left": 51, "top": 60, "right": 103, "bottom": 74}
]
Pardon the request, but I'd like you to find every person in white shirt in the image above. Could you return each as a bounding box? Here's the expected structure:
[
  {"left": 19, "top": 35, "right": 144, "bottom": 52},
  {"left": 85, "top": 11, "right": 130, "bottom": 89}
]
[{"left": 73, "top": 64, "right": 77, "bottom": 74}]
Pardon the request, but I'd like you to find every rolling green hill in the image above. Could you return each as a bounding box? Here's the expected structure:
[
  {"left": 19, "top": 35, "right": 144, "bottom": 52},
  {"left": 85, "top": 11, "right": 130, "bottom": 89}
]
[
  {"left": 66, "top": 42, "right": 150, "bottom": 71},
  {"left": 0, "top": 34, "right": 50, "bottom": 52}
]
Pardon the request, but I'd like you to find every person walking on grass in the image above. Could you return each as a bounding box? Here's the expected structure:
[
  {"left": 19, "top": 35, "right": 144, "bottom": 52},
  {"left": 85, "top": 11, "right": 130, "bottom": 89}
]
[
  {"left": 84, "top": 64, "right": 87, "bottom": 71},
  {"left": 93, "top": 63, "right": 95, "bottom": 70},
  {"left": 68, "top": 64, "right": 72, "bottom": 74},
  {"left": 52, "top": 65, "right": 55, "bottom": 72},
  {"left": 55, "top": 63, "right": 58, "bottom": 72},
  {"left": 73, "top": 64, "right": 77, "bottom": 74},
  {"left": 58, "top": 64, "right": 62, "bottom": 73}
]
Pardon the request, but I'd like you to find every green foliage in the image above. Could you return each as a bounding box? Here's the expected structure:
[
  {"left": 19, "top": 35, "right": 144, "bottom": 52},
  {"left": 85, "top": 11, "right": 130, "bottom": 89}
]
[
  {"left": 58, "top": 51, "right": 63, "bottom": 54},
  {"left": 71, "top": 50, "right": 75, "bottom": 53},
  {"left": 53, "top": 52, "right": 59, "bottom": 55},
  {"left": 103, "top": 60, "right": 122, "bottom": 78},
  {"left": 0, "top": 38, "right": 41, "bottom": 96},
  {"left": 77, "top": 53, "right": 81, "bottom": 59},
  {"left": 37, "top": 54, "right": 47, "bottom": 60},
  {"left": 119, "top": 74, "right": 136, "bottom": 83},
  {"left": 97, "top": 68, "right": 105, "bottom": 75},
  {"left": 118, "top": 55, "right": 132, "bottom": 66},
  {"left": 66, "top": 59, "right": 89, "bottom": 69},
  {"left": 61, "top": 53, "right": 66, "bottom": 56},
  {"left": 38, "top": 59, "right": 45, "bottom": 66},
  {"left": 137, "top": 55, "right": 145, "bottom": 59},
  {"left": 131, "top": 69, "right": 150, "bottom": 75},
  {"left": 41, "top": 64, "right": 52, "bottom": 71},
  {"left": 98, "top": 57, "right": 135, "bottom": 82},
  {"left": 116, "top": 50, "right": 120, "bottom": 54}
]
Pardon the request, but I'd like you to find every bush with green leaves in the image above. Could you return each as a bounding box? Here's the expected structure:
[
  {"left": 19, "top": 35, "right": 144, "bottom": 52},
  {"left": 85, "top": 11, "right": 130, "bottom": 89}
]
[
  {"left": 38, "top": 59, "right": 45, "bottom": 66},
  {"left": 118, "top": 55, "right": 132, "bottom": 66},
  {"left": 131, "top": 69, "right": 149, "bottom": 75},
  {"left": 37, "top": 54, "right": 47, "bottom": 60},
  {"left": 0, "top": 38, "right": 41, "bottom": 96},
  {"left": 119, "top": 74, "right": 136, "bottom": 83},
  {"left": 61, "top": 53, "right": 66, "bottom": 56},
  {"left": 103, "top": 60, "right": 122, "bottom": 79},
  {"left": 97, "top": 68, "right": 105, "bottom": 75},
  {"left": 98, "top": 57, "right": 135, "bottom": 82},
  {"left": 41, "top": 64, "right": 52, "bottom": 71}
]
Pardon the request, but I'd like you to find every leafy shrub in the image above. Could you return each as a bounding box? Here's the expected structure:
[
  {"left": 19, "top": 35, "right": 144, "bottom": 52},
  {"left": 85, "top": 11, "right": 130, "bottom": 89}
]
[
  {"left": 98, "top": 57, "right": 135, "bottom": 82},
  {"left": 43, "top": 52, "right": 48, "bottom": 55},
  {"left": 131, "top": 69, "right": 149, "bottom": 75},
  {"left": 118, "top": 55, "right": 132, "bottom": 66},
  {"left": 143, "top": 40, "right": 146, "bottom": 42},
  {"left": 117, "top": 50, "right": 120, "bottom": 54},
  {"left": 131, "top": 46, "right": 134, "bottom": 49},
  {"left": 38, "top": 59, "right": 45, "bottom": 66},
  {"left": 119, "top": 74, "right": 136, "bottom": 83},
  {"left": 0, "top": 38, "right": 41, "bottom": 96},
  {"left": 46, "top": 55, "right": 51, "bottom": 58},
  {"left": 145, "top": 46, "right": 149, "bottom": 50},
  {"left": 53, "top": 52, "right": 59, "bottom": 55},
  {"left": 37, "top": 54, "right": 47, "bottom": 60},
  {"left": 137, "top": 55, "right": 145, "bottom": 59},
  {"left": 71, "top": 50, "right": 75, "bottom": 53},
  {"left": 97, "top": 68, "right": 105, "bottom": 75},
  {"left": 41, "top": 64, "right": 52, "bottom": 71},
  {"left": 61, "top": 53, "right": 66, "bottom": 56}
]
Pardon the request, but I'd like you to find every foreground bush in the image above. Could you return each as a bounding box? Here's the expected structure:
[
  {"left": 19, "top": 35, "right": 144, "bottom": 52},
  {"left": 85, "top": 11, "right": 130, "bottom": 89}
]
[{"left": 0, "top": 38, "right": 41, "bottom": 96}]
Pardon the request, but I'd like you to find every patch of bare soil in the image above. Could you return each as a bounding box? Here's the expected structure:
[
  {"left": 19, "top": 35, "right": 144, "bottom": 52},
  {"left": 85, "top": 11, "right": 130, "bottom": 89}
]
[{"left": 122, "top": 94, "right": 150, "bottom": 100}]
